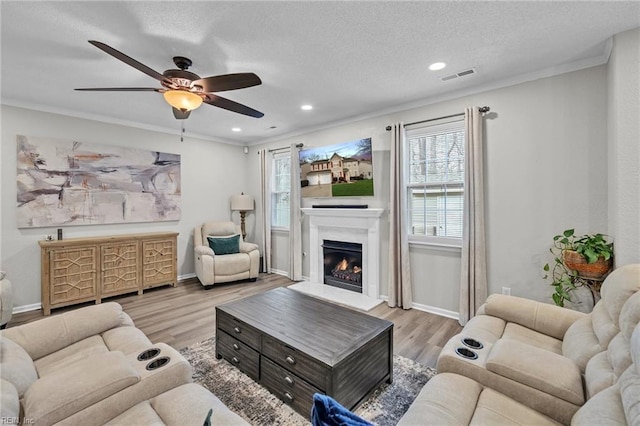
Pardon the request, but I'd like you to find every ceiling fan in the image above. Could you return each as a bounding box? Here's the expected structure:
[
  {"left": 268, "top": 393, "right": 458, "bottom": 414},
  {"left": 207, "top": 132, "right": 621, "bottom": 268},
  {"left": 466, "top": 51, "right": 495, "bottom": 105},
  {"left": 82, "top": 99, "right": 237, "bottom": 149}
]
[{"left": 75, "top": 40, "right": 264, "bottom": 120}]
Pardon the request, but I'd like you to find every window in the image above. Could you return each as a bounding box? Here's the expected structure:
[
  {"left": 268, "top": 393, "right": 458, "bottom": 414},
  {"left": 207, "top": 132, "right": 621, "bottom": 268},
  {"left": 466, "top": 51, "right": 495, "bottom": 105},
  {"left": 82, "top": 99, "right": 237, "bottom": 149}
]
[
  {"left": 271, "top": 153, "right": 290, "bottom": 228},
  {"left": 405, "top": 120, "right": 465, "bottom": 245}
]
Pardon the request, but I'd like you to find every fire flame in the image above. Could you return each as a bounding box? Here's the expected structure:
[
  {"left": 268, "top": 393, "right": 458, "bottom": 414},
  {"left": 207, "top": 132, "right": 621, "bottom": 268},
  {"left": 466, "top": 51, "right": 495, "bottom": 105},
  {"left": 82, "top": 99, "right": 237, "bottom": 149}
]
[
  {"left": 335, "top": 258, "right": 348, "bottom": 271},
  {"left": 353, "top": 266, "right": 361, "bottom": 273}
]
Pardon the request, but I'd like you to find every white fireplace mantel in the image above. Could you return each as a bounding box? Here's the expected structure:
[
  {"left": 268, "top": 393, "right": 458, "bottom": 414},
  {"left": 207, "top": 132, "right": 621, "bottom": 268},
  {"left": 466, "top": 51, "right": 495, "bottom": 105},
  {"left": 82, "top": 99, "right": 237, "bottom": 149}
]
[{"left": 301, "top": 207, "right": 384, "bottom": 298}]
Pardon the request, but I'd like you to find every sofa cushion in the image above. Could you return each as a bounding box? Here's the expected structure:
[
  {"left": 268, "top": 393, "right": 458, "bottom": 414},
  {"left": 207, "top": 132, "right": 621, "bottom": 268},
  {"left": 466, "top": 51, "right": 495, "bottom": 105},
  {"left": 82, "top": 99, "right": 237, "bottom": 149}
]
[
  {"left": 2, "top": 302, "right": 132, "bottom": 360},
  {"left": 0, "top": 336, "right": 38, "bottom": 397},
  {"left": 214, "top": 253, "right": 251, "bottom": 276},
  {"left": 102, "top": 325, "right": 153, "bottom": 354},
  {"left": 502, "top": 323, "right": 563, "bottom": 354},
  {"left": 104, "top": 401, "right": 165, "bottom": 425},
  {"left": 486, "top": 339, "right": 584, "bottom": 405},
  {"left": 24, "top": 351, "right": 140, "bottom": 426},
  {"left": 34, "top": 335, "right": 108, "bottom": 378},
  {"left": 470, "top": 387, "right": 560, "bottom": 425},
  {"left": 207, "top": 235, "right": 240, "bottom": 255},
  {"left": 563, "top": 315, "right": 605, "bottom": 372},
  {"left": 0, "top": 379, "right": 20, "bottom": 419}
]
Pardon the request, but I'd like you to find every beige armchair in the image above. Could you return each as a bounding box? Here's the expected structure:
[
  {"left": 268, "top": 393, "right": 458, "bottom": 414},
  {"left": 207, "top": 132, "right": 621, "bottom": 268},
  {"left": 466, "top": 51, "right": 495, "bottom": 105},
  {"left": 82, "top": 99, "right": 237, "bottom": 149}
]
[
  {"left": 0, "top": 272, "right": 12, "bottom": 329},
  {"left": 194, "top": 221, "right": 260, "bottom": 287}
]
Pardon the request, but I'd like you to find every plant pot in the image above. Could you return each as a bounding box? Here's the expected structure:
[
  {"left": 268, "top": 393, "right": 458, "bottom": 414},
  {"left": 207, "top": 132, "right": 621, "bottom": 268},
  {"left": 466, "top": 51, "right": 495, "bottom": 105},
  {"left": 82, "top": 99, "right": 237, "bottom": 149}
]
[{"left": 563, "top": 250, "right": 613, "bottom": 280}]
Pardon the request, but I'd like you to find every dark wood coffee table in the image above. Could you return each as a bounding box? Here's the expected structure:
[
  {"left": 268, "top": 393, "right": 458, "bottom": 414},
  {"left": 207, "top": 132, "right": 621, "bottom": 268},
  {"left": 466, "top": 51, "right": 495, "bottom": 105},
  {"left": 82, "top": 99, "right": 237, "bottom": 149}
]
[{"left": 216, "top": 287, "right": 393, "bottom": 415}]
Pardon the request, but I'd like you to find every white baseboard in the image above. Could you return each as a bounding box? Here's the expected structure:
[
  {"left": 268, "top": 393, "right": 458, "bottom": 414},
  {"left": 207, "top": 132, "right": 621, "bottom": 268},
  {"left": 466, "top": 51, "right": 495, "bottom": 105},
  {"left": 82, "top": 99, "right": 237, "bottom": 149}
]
[
  {"left": 411, "top": 302, "right": 460, "bottom": 320},
  {"left": 269, "top": 268, "right": 289, "bottom": 277},
  {"left": 13, "top": 303, "right": 42, "bottom": 314}
]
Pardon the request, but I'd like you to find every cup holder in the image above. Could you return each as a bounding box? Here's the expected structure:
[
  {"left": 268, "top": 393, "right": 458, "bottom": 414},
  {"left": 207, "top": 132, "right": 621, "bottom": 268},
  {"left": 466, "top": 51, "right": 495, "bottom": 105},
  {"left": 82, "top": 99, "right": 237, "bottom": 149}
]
[
  {"left": 137, "top": 348, "right": 161, "bottom": 362},
  {"left": 461, "top": 337, "right": 483, "bottom": 350},
  {"left": 455, "top": 347, "right": 478, "bottom": 360},
  {"left": 145, "top": 356, "right": 171, "bottom": 371}
]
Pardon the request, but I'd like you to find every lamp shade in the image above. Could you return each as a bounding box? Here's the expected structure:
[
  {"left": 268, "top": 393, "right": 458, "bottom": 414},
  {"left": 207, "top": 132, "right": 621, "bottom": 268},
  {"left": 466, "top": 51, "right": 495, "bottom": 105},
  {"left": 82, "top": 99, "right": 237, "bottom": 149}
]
[
  {"left": 163, "top": 90, "right": 203, "bottom": 111},
  {"left": 230, "top": 193, "right": 254, "bottom": 211}
]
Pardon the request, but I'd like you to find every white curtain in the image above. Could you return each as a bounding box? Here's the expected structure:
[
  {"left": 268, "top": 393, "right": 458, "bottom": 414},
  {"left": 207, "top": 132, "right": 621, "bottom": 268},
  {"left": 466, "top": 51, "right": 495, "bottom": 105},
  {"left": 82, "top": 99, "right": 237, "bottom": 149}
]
[
  {"left": 459, "top": 107, "right": 488, "bottom": 325},
  {"left": 259, "top": 149, "right": 272, "bottom": 273},
  {"left": 388, "top": 123, "right": 413, "bottom": 309},
  {"left": 289, "top": 144, "right": 303, "bottom": 281}
]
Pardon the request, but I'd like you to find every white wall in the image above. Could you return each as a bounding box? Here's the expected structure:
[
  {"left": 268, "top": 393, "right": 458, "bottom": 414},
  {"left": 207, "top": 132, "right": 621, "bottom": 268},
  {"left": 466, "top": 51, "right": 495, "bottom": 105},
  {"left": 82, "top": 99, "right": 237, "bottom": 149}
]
[
  {"left": 250, "top": 65, "right": 609, "bottom": 315},
  {"left": 1, "top": 106, "right": 250, "bottom": 308},
  {"left": 607, "top": 28, "right": 640, "bottom": 266}
]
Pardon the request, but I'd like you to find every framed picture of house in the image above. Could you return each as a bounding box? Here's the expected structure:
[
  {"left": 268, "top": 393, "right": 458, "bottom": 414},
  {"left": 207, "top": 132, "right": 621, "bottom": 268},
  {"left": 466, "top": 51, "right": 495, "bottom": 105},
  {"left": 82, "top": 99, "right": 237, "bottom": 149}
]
[{"left": 299, "top": 137, "right": 374, "bottom": 198}]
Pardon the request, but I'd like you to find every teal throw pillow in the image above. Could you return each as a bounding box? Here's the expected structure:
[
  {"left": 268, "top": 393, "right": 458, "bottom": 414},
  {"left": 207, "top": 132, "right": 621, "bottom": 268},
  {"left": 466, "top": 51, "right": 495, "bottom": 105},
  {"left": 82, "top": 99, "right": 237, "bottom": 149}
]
[{"left": 207, "top": 234, "right": 240, "bottom": 255}]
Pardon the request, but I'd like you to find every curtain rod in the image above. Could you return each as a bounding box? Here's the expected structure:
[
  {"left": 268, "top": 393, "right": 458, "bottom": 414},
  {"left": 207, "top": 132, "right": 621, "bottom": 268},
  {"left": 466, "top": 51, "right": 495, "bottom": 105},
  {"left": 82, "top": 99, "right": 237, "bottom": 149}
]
[
  {"left": 267, "top": 143, "right": 304, "bottom": 153},
  {"left": 385, "top": 106, "right": 490, "bottom": 131}
]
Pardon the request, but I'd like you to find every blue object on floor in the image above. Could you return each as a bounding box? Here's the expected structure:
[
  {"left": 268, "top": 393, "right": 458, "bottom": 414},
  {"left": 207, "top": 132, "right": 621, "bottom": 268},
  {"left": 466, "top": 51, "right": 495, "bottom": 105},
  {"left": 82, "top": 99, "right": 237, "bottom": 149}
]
[{"left": 310, "top": 393, "right": 373, "bottom": 426}]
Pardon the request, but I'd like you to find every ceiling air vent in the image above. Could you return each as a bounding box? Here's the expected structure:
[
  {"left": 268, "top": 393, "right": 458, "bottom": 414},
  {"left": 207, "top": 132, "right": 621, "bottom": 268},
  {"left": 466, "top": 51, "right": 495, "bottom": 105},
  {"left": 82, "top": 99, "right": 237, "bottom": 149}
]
[{"left": 440, "top": 68, "right": 477, "bottom": 82}]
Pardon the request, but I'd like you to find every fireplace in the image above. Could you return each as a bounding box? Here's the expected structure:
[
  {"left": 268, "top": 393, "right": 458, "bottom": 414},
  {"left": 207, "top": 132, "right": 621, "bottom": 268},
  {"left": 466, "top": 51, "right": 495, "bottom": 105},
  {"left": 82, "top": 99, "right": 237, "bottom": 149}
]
[
  {"left": 301, "top": 207, "right": 384, "bottom": 299},
  {"left": 322, "top": 240, "right": 363, "bottom": 293}
]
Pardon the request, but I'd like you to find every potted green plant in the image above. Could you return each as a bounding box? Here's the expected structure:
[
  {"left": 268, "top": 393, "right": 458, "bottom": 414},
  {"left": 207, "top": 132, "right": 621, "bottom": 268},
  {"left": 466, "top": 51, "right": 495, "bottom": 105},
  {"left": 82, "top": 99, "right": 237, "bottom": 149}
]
[{"left": 543, "top": 229, "right": 614, "bottom": 307}]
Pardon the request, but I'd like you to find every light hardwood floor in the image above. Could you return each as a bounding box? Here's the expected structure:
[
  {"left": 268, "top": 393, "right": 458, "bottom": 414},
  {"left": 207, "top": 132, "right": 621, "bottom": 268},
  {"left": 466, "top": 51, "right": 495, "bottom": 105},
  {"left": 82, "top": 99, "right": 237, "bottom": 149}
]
[{"left": 9, "top": 273, "right": 462, "bottom": 367}]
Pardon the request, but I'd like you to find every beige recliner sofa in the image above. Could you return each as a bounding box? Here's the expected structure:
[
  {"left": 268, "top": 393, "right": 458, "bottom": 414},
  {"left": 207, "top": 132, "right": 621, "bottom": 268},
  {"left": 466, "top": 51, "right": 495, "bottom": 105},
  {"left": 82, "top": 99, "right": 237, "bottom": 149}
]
[
  {"left": 399, "top": 311, "right": 640, "bottom": 425},
  {"left": 194, "top": 221, "right": 260, "bottom": 287},
  {"left": 434, "top": 263, "right": 640, "bottom": 424},
  {"left": 0, "top": 302, "right": 248, "bottom": 425}
]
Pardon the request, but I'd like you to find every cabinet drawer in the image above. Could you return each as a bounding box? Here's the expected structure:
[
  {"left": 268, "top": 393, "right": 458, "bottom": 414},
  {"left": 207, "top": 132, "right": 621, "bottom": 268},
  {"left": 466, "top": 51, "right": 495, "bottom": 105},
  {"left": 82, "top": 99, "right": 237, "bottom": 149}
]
[
  {"left": 262, "top": 334, "right": 329, "bottom": 390},
  {"left": 216, "top": 331, "right": 260, "bottom": 380},
  {"left": 261, "top": 356, "right": 321, "bottom": 415},
  {"left": 216, "top": 309, "right": 261, "bottom": 350}
]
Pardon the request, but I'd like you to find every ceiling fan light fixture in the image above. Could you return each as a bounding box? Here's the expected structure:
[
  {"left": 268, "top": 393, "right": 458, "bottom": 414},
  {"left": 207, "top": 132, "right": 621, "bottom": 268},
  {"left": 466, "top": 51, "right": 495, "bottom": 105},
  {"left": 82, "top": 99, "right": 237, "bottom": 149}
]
[{"left": 163, "top": 90, "right": 203, "bottom": 111}]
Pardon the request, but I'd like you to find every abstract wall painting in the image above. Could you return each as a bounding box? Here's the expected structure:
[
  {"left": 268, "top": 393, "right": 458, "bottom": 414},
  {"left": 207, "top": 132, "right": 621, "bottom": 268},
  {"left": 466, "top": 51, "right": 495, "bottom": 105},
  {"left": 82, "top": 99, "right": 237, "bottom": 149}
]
[
  {"left": 298, "top": 137, "right": 374, "bottom": 198},
  {"left": 16, "top": 135, "right": 181, "bottom": 228}
]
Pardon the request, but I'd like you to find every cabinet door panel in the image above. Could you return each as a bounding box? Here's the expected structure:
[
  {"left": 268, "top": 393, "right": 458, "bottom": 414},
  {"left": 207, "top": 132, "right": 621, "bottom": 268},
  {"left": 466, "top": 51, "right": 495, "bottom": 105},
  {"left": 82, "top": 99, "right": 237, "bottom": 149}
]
[
  {"left": 101, "top": 242, "right": 140, "bottom": 295},
  {"left": 49, "top": 246, "right": 97, "bottom": 304},
  {"left": 142, "top": 238, "right": 176, "bottom": 287}
]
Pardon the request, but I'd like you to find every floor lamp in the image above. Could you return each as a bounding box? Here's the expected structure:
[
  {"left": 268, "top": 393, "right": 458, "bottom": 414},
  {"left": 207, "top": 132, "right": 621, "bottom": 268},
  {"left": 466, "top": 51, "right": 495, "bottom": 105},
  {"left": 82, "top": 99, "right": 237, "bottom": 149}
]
[{"left": 231, "top": 193, "right": 254, "bottom": 241}]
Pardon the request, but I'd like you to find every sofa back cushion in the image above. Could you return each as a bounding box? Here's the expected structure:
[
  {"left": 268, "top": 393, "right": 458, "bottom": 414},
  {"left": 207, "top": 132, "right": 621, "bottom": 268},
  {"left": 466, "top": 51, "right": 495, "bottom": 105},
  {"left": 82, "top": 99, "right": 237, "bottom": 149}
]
[
  {"left": 575, "top": 322, "right": 640, "bottom": 425},
  {"left": 584, "top": 291, "right": 640, "bottom": 397},
  {"left": 2, "top": 302, "right": 132, "bottom": 360},
  {"left": 563, "top": 264, "right": 640, "bottom": 371},
  {"left": 0, "top": 336, "right": 38, "bottom": 397}
]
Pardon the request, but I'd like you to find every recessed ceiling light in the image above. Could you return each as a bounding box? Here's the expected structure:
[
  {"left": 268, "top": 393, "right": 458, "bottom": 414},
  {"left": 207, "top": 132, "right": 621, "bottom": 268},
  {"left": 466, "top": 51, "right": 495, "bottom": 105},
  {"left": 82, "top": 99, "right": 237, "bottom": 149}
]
[
  {"left": 429, "top": 62, "right": 447, "bottom": 71},
  {"left": 232, "top": 127, "right": 241, "bottom": 132},
  {"left": 301, "top": 104, "right": 313, "bottom": 111}
]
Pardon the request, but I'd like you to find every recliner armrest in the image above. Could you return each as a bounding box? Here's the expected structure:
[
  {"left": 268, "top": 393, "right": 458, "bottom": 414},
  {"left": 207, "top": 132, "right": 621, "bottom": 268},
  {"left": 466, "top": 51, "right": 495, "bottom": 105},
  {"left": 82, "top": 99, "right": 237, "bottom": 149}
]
[
  {"left": 194, "top": 245, "right": 215, "bottom": 257},
  {"left": 486, "top": 339, "right": 584, "bottom": 405},
  {"left": 483, "top": 294, "right": 586, "bottom": 340},
  {"left": 23, "top": 351, "right": 140, "bottom": 425},
  {"left": 240, "top": 242, "right": 258, "bottom": 253}
]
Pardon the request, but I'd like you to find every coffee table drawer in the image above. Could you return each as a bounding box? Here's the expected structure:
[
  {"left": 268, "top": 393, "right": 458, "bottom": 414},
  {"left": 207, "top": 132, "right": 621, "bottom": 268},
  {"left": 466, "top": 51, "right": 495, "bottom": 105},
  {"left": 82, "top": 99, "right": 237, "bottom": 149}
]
[
  {"left": 263, "top": 334, "right": 330, "bottom": 390},
  {"left": 217, "top": 309, "right": 261, "bottom": 350},
  {"left": 217, "top": 330, "right": 260, "bottom": 380},
  {"left": 261, "top": 356, "right": 321, "bottom": 415}
]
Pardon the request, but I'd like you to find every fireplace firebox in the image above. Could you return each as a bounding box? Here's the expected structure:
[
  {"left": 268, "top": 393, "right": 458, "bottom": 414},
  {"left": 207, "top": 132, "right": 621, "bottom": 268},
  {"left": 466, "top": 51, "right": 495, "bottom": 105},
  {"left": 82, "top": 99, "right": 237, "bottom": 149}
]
[{"left": 322, "top": 240, "right": 363, "bottom": 293}]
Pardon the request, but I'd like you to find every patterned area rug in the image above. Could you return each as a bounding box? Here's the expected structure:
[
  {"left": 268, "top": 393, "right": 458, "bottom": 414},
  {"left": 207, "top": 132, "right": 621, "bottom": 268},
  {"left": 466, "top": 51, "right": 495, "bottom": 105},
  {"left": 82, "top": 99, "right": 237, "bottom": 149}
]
[{"left": 180, "top": 338, "right": 435, "bottom": 425}]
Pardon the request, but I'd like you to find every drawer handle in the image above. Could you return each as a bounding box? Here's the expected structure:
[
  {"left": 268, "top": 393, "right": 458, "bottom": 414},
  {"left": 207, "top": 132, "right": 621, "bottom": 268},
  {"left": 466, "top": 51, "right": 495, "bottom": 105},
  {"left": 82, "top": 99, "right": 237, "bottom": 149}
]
[
  {"left": 232, "top": 356, "right": 240, "bottom": 364},
  {"left": 285, "top": 355, "right": 296, "bottom": 365},
  {"left": 233, "top": 343, "right": 240, "bottom": 350},
  {"left": 284, "top": 392, "right": 294, "bottom": 402},
  {"left": 234, "top": 327, "right": 241, "bottom": 334},
  {"left": 284, "top": 376, "right": 295, "bottom": 386}
]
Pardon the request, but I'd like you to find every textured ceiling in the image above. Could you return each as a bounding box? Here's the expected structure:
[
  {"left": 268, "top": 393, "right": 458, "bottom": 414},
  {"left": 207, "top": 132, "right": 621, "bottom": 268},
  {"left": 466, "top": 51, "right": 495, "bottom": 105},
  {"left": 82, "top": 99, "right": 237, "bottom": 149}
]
[{"left": 1, "top": 1, "right": 639, "bottom": 145}]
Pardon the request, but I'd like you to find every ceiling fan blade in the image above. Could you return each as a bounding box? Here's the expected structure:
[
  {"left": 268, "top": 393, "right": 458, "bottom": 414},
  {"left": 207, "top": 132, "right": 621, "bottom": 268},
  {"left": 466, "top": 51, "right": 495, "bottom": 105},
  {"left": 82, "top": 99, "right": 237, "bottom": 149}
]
[
  {"left": 192, "top": 73, "right": 262, "bottom": 93},
  {"left": 204, "top": 94, "right": 264, "bottom": 118},
  {"left": 88, "top": 40, "right": 174, "bottom": 87},
  {"left": 75, "top": 87, "right": 161, "bottom": 92},
  {"left": 172, "top": 108, "right": 191, "bottom": 120}
]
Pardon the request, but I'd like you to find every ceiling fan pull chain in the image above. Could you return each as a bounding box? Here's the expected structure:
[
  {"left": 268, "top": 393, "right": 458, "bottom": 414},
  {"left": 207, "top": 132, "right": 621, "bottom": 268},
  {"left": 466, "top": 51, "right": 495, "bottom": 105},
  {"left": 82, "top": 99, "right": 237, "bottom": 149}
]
[{"left": 181, "top": 122, "right": 185, "bottom": 142}]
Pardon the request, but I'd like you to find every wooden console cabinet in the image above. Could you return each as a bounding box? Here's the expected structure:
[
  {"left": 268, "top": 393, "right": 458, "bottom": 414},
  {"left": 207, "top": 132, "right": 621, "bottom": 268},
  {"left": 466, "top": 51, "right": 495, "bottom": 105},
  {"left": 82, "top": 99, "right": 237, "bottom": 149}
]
[{"left": 39, "top": 232, "right": 178, "bottom": 315}]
